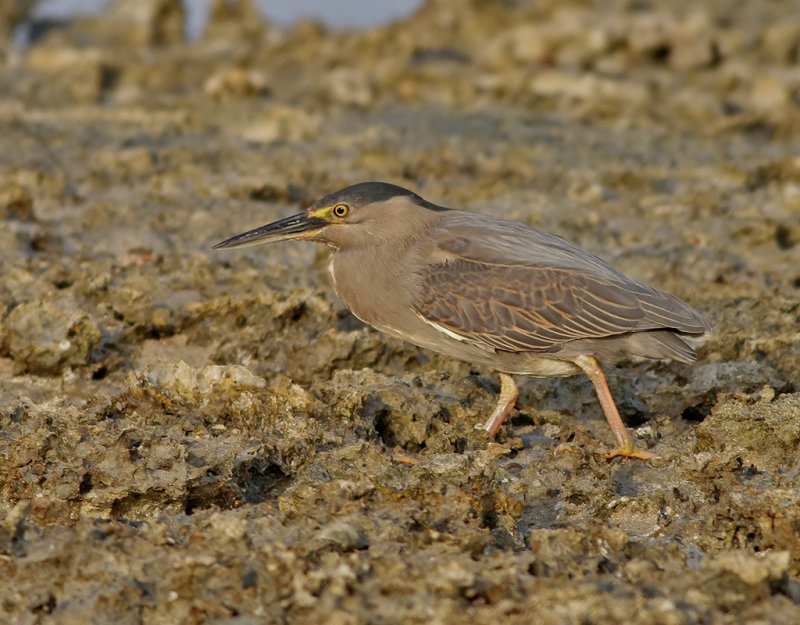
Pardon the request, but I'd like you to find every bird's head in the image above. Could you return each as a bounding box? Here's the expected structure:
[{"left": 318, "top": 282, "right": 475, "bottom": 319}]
[{"left": 212, "top": 182, "right": 448, "bottom": 253}]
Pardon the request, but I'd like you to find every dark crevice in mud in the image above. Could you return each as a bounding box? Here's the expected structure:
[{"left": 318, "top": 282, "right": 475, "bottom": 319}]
[
  {"left": 435, "top": 406, "right": 451, "bottom": 424},
  {"left": 184, "top": 456, "right": 290, "bottom": 514},
  {"left": 128, "top": 437, "right": 143, "bottom": 462},
  {"left": 528, "top": 560, "right": 552, "bottom": 578},
  {"left": 91, "top": 364, "right": 109, "bottom": 380},
  {"left": 184, "top": 479, "right": 238, "bottom": 515},
  {"left": 777, "top": 382, "right": 799, "bottom": 397},
  {"left": 650, "top": 44, "right": 671, "bottom": 63},
  {"left": 132, "top": 323, "right": 181, "bottom": 341},
  {"left": 681, "top": 397, "right": 715, "bottom": 423},
  {"left": 368, "top": 401, "right": 393, "bottom": 445},
  {"left": 481, "top": 509, "right": 500, "bottom": 531},
  {"left": 453, "top": 436, "right": 468, "bottom": 454},
  {"left": 618, "top": 395, "right": 650, "bottom": 427},
  {"left": 99, "top": 64, "right": 121, "bottom": 95},
  {"left": 595, "top": 557, "right": 618, "bottom": 575},
  {"left": 273, "top": 302, "right": 310, "bottom": 330},
  {"left": 775, "top": 225, "right": 796, "bottom": 250},
  {"left": 79, "top": 472, "right": 93, "bottom": 495},
  {"left": 234, "top": 456, "right": 290, "bottom": 505},
  {"left": 510, "top": 410, "right": 536, "bottom": 429},
  {"left": 31, "top": 594, "right": 56, "bottom": 616}
]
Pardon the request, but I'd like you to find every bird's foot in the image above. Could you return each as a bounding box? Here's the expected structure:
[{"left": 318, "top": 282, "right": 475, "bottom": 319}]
[
  {"left": 480, "top": 373, "right": 519, "bottom": 439},
  {"left": 605, "top": 445, "right": 657, "bottom": 461}
]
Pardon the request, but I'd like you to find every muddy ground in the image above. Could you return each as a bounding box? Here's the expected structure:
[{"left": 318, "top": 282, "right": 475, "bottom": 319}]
[{"left": 1, "top": 0, "right": 800, "bottom": 623}]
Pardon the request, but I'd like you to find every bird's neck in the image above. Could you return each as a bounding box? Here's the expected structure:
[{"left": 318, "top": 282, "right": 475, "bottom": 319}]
[{"left": 328, "top": 243, "right": 422, "bottom": 329}]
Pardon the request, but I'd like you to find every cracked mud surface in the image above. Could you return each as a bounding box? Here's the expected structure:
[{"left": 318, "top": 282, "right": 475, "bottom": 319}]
[{"left": 1, "top": 1, "right": 800, "bottom": 623}]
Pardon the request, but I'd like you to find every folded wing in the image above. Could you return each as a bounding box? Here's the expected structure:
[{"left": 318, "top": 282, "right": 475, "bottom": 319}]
[{"left": 413, "top": 258, "right": 710, "bottom": 354}]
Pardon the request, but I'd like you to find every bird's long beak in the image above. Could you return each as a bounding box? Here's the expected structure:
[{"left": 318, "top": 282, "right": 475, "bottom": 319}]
[{"left": 211, "top": 211, "right": 328, "bottom": 250}]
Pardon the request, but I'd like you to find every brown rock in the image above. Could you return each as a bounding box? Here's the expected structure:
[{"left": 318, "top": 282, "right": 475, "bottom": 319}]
[{"left": 1, "top": 300, "right": 101, "bottom": 375}]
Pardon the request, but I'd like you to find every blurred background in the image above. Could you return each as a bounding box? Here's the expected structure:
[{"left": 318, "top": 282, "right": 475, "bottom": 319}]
[{"left": 11, "top": 0, "right": 425, "bottom": 44}]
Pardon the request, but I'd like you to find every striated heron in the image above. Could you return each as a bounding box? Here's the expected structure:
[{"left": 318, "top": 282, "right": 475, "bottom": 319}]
[{"left": 213, "top": 182, "right": 711, "bottom": 459}]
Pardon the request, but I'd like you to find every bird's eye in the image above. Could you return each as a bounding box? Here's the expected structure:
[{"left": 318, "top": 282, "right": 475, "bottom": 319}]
[{"left": 333, "top": 204, "right": 349, "bottom": 218}]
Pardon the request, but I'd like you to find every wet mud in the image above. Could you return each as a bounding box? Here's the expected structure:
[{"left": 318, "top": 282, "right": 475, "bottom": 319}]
[{"left": 1, "top": 0, "right": 800, "bottom": 623}]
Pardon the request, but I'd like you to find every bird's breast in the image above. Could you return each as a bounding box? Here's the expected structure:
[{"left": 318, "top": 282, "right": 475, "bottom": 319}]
[{"left": 328, "top": 250, "right": 418, "bottom": 332}]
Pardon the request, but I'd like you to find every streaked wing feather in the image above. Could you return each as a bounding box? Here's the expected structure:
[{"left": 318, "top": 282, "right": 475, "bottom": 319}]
[{"left": 413, "top": 260, "right": 703, "bottom": 353}]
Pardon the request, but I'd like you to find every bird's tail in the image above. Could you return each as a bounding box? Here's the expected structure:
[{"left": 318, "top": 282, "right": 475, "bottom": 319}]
[{"left": 627, "top": 329, "right": 710, "bottom": 364}]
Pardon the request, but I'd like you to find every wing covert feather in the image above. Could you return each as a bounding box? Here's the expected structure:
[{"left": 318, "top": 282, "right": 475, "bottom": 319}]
[{"left": 413, "top": 259, "right": 706, "bottom": 353}]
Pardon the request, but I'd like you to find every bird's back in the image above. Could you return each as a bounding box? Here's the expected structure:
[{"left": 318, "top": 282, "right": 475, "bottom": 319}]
[
  {"left": 409, "top": 210, "right": 711, "bottom": 365},
  {"left": 432, "top": 211, "right": 666, "bottom": 286}
]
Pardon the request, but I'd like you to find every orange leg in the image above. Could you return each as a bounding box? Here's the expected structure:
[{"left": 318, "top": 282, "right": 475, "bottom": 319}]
[
  {"left": 480, "top": 373, "right": 519, "bottom": 438},
  {"left": 572, "top": 355, "right": 655, "bottom": 460}
]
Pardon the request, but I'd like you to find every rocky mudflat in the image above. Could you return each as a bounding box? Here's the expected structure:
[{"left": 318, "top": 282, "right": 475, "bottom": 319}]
[{"left": 1, "top": 1, "right": 799, "bottom": 623}]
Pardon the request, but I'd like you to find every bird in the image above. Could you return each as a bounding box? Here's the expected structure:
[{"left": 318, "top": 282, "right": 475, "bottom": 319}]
[{"left": 213, "top": 182, "right": 711, "bottom": 459}]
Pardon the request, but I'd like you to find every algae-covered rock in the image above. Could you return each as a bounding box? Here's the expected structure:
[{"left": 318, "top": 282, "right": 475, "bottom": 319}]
[
  {"left": 695, "top": 393, "right": 800, "bottom": 472},
  {"left": 1, "top": 300, "right": 101, "bottom": 375}
]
